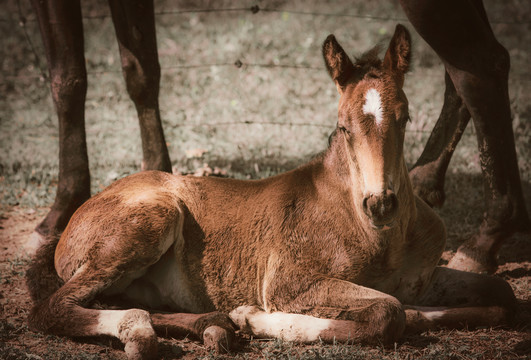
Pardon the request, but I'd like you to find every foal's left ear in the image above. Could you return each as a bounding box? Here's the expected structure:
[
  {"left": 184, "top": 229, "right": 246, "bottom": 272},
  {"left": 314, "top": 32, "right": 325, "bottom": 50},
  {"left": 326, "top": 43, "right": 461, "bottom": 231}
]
[{"left": 383, "top": 24, "right": 411, "bottom": 87}]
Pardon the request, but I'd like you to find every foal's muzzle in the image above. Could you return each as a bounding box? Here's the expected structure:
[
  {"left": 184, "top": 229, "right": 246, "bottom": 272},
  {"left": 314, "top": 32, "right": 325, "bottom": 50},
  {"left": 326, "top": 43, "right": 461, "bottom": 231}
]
[{"left": 362, "top": 189, "right": 399, "bottom": 229}]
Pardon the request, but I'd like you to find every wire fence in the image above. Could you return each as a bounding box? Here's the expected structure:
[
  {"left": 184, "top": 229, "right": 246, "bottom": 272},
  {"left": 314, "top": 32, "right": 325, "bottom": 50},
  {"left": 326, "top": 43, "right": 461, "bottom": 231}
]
[
  {"left": 3, "top": 2, "right": 529, "bottom": 138},
  {"left": 8, "top": 2, "right": 531, "bottom": 80},
  {"left": 4, "top": 4, "right": 531, "bottom": 24}
]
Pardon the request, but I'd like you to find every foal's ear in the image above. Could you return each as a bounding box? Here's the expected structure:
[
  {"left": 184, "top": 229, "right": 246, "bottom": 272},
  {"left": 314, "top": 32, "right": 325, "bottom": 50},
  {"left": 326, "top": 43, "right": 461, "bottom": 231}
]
[
  {"left": 323, "top": 35, "right": 355, "bottom": 94},
  {"left": 383, "top": 24, "right": 411, "bottom": 87}
]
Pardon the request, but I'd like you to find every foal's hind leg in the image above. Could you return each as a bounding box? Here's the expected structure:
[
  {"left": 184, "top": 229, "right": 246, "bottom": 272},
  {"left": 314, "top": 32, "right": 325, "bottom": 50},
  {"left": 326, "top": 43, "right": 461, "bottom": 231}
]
[
  {"left": 28, "top": 266, "right": 158, "bottom": 360},
  {"left": 408, "top": 72, "right": 470, "bottom": 208},
  {"left": 405, "top": 266, "right": 517, "bottom": 333},
  {"left": 28, "top": 0, "right": 91, "bottom": 250},
  {"left": 151, "top": 312, "right": 237, "bottom": 353},
  {"left": 107, "top": 0, "right": 172, "bottom": 172}
]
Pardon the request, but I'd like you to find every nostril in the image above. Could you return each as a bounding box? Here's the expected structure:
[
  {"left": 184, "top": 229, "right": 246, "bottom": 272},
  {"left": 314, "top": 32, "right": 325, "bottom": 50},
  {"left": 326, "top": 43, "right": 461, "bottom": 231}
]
[
  {"left": 381, "top": 191, "right": 397, "bottom": 211},
  {"left": 363, "top": 191, "right": 399, "bottom": 226},
  {"left": 387, "top": 193, "right": 399, "bottom": 217},
  {"left": 362, "top": 195, "right": 370, "bottom": 217}
]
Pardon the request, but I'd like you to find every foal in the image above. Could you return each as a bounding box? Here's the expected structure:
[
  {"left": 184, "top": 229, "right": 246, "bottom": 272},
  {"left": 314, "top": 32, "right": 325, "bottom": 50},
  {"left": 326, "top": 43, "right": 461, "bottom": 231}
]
[{"left": 27, "top": 25, "right": 516, "bottom": 359}]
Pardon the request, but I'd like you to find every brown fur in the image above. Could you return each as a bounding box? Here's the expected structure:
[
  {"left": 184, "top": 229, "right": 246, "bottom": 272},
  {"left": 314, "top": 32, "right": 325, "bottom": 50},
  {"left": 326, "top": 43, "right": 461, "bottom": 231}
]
[{"left": 26, "top": 25, "right": 517, "bottom": 359}]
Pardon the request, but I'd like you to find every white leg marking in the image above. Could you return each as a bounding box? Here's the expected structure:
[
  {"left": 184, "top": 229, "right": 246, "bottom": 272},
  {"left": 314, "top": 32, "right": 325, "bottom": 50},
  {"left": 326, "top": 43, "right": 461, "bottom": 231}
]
[
  {"left": 96, "top": 310, "right": 129, "bottom": 337},
  {"left": 230, "top": 306, "right": 332, "bottom": 342},
  {"left": 423, "top": 310, "right": 446, "bottom": 321},
  {"left": 407, "top": 306, "right": 448, "bottom": 321},
  {"left": 363, "top": 88, "right": 383, "bottom": 125}
]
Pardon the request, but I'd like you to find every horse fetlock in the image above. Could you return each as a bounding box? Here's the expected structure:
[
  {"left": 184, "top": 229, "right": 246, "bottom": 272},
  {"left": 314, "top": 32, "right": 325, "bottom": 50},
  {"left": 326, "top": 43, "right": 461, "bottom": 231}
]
[
  {"left": 186, "top": 312, "right": 237, "bottom": 353},
  {"left": 404, "top": 308, "right": 431, "bottom": 334},
  {"left": 118, "top": 309, "right": 157, "bottom": 360},
  {"left": 229, "top": 306, "right": 260, "bottom": 334}
]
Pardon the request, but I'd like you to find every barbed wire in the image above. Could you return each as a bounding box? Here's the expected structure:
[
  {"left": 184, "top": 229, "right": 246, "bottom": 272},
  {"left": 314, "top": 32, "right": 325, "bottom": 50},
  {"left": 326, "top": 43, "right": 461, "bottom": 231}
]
[
  {"left": 5, "top": 59, "right": 531, "bottom": 83},
  {"left": 6, "top": 2, "right": 531, "bottom": 84},
  {"left": 170, "top": 120, "right": 469, "bottom": 136}
]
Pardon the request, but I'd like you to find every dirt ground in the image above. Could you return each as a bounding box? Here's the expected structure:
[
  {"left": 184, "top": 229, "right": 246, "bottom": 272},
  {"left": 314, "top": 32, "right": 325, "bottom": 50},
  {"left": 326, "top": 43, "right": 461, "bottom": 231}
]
[{"left": 0, "top": 203, "right": 530, "bottom": 359}]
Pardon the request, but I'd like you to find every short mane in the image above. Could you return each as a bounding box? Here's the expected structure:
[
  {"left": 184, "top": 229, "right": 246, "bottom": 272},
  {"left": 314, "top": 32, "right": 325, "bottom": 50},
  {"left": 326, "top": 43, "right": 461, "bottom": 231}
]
[{"left": 353, "top": 45, "right": 383, "bottom": 79}]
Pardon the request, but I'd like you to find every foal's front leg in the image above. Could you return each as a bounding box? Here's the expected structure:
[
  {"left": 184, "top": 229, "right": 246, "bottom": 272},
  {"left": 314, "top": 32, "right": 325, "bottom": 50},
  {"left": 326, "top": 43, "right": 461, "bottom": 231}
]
[
  {"left": 230, "top": 277, "right": 406, "bottom": 345},
  {"left": 405, "top": 266, "right": 517, "bottom": 333}
]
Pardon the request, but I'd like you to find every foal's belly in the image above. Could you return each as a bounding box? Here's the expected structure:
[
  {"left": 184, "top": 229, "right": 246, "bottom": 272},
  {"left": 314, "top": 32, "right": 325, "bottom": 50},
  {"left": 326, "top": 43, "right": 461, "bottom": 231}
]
[{"left": 119, "top": 246, "right": 215, "bottom": 314}]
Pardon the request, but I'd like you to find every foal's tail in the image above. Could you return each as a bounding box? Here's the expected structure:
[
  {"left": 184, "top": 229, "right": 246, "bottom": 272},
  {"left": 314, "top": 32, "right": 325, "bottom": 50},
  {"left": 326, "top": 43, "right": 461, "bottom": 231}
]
[{"left": 25, "top": 232, "right": 64, "bottom": 304}]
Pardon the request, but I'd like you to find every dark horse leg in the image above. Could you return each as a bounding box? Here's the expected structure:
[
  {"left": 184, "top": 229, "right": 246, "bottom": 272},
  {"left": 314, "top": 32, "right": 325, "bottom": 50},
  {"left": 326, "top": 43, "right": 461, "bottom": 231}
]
[
  {"left": 400, "top": 0, "right": 530, "bottom": 273},
  {"left": 30, "top": 0, "right": 90, "bottom": 249},
  {"left": 29, "top": 0, "right": 172, "bottom": 251},
  {"left": 107, "top": 0, "right": 172, "bottom": 172},
  {"left": 408, "top": 71, "right": 470, "bottom": 208}
]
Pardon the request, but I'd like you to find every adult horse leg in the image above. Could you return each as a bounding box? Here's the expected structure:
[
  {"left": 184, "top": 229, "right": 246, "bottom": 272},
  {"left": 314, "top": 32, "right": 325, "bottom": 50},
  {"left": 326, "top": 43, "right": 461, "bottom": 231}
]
[
  {"left": 400, "top": 0, "right": 530, "bottom": 273},
  {"left": 408, "top": 72, "right": 470, "bottom": 207},
  {"left": 107, "top": 0, "right": 172, "bottom": 172},
  {"left": 28, "top": 0, "right": 90, "bottom": 252}
]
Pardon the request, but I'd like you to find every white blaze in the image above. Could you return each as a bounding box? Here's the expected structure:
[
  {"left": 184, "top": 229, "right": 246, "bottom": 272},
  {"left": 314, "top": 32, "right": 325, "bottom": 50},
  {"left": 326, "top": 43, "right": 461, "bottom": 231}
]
[{"left": 363, "top": 88, "right": 383, "bottom": 125}]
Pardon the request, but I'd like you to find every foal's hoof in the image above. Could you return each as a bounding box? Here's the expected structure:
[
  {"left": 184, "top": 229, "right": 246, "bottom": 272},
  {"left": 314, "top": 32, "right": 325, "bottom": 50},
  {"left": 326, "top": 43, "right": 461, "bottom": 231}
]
[
  {"left": 119, "top": 310, "right": 158, "bottom": 360},
  {"left": 193, "top": 312, "right": 237, "bottom": 353},
  {"left": 124, "top": 334, "right": 158, "bottom": 360},
  {"left": 203, "top": 325, "right": 234, "bottom": 353}
]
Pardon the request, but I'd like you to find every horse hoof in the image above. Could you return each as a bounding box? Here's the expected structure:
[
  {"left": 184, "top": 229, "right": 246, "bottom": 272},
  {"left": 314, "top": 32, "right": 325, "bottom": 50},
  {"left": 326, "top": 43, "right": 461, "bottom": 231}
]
[
  {"left": 124, "top": 335, "right": 158, "bottom": 360},
  {"left": 203, "top": 325, "right": 234, "bottom": 353},
  {"left": 447, "top": 245, "right": 497, "bottom": 274},
  {"left": 119, "top": 310, "right": 158, "bottom": 360}
]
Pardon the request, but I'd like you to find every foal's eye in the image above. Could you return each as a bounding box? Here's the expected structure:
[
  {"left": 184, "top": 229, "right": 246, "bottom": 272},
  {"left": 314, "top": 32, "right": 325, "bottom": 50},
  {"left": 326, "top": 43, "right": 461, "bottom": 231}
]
[
  {"left": 399, "top": 114, "right": 411, "bottom": 125},
  {"left": 338, "top": 126, "right": 351, "bottom": 134}
]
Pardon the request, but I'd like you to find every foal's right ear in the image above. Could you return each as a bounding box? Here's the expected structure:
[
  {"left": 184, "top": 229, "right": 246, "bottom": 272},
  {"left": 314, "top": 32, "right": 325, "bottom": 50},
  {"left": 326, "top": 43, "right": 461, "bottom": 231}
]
[{"left": 323, "top": 35, "right": 355, "bottom": 94}]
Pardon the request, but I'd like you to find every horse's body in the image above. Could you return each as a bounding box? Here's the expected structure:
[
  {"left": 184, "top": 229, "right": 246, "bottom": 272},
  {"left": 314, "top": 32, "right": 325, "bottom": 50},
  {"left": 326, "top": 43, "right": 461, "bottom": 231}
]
[{"left": 27, "top": 26, "right": 516, "bottom": 360}]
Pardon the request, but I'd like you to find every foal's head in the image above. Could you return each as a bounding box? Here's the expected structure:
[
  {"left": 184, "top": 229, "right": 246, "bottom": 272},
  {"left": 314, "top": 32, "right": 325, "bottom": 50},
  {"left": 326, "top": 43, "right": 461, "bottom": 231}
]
[{"left": 323, "top": 25, "right": 412, "bottom": 229}]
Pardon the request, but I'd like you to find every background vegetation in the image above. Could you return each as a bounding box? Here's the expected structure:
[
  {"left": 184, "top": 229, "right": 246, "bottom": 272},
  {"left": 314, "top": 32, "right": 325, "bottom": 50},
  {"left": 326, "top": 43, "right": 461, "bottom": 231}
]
[{"left": 0, "top": 0, "right": 529, "bottom": 359}]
